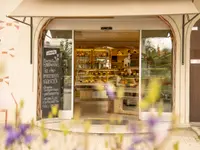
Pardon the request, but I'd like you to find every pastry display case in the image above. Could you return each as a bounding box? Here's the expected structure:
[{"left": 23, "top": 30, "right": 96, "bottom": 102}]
[
  {"left": 76, "top": 49, "right": 92, "bottom": 69},
  {"left": 74, "top": 47, "right": 140, "bottom": 115},
  {"left": 93, "top": 48, "right": 111, "bottom": 69},
  {"left": 76, "top": 69, "right": 118, "bottom": 84}
]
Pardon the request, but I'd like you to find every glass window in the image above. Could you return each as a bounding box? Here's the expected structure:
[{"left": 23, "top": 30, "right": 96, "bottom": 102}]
[{"left": 141, "top": 30, "right": 173, "bottom": 112}]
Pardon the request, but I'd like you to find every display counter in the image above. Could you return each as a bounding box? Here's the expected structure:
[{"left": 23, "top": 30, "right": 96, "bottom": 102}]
[{"left": 74, "top": 47, "right": 140, "bottom": 115}]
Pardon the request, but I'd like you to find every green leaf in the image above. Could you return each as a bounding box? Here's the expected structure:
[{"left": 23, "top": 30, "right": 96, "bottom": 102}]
[
  {"left": 105, "top": 140, "right": 109, "bottom": 148},
  {"left": 30, "top": 118, "right": 35, "bottom": 128},
  {"left": 42, "top": 130, "right": 48, "bottom": 139},
  {"left": 83, "top": 121, "right": 91, "bottom": 133},
  {"left": 139, "top": 100, "right": 150, "bottom": 109},
  {"left": 118, "top": 134, "right": 124, "bottom": 143},
  {"left": 104, "top": 123, "right": 110, "bottom": 132},
  {"left": 60, "top": 123, "right": 69, "bottom": 136},
  {"left": 51, "top": 105, "right": 58, "bottom": 116},
  {"left": 173, "top": 141, "right": 179, "bottom": 150},
  {"left": 19, "top": 99, "right": 24, "bottom": 109},
  {"left": 145, "top": 79, "right": 161, "bottom": 103}
]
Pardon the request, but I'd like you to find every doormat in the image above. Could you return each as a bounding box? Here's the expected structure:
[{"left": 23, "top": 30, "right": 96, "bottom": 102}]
[{"left": 84, "top": 119, "right": 129, "bottom": 125}]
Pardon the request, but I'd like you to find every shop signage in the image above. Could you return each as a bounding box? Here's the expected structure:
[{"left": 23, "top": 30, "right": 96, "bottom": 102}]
[{"left": 42, "top": 47, "right": 61, "bottom": 118}]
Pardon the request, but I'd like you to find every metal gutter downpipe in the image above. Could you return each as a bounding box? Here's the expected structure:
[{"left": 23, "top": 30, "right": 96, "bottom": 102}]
[
  {"left": 30, "top": 17, "right": 33, "bottom": 64},
  {"left": 182, "top": 15, "right": 185, "bottom": 65}
]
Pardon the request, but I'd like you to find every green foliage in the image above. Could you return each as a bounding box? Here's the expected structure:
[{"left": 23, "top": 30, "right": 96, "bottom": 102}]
[
  {"left": 173, "top": 141, "right": 179, "bottom": 150},
  {"left": 140, "top": 78, "right": 162, "bottom": 111}
]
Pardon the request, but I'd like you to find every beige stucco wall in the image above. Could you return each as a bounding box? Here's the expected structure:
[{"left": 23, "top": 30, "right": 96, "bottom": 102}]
[
  {"left": 0, "top": 0, "right": 199, "bottom": 126},
  {"left": 0, "top": 0, "right": 40, "bottom": 123}
]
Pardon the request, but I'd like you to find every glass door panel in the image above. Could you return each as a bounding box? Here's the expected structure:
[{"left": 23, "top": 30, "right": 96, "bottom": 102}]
[{"left": 139, "top": 30, "right": 173, "bottom": 121}]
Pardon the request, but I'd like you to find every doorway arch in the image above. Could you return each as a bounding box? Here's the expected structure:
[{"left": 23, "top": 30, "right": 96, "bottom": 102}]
[{"left": 35, "top": 16, "right": 179, "bottom": 120}]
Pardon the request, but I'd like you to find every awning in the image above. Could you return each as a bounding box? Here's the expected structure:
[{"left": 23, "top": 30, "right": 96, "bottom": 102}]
[
  {"left": 194, "top": 0, "right": 200, "bottom": 12},
  {"left": 8, "top": 0, "right": 199, "bottom": 17}
]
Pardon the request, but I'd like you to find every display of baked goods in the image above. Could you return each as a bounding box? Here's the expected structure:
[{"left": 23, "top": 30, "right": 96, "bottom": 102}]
[{"left": 75, "top": 47, "right": 139, "bottom": 88}]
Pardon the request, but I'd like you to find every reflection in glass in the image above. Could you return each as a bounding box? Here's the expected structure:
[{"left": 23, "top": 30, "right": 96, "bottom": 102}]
[{"left": 141, "top": 30, "right": 173, "bottom": 112}]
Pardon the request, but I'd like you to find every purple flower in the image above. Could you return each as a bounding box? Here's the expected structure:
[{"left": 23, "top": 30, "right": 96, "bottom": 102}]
[
  {"left": 4, "top": 124, "right": 33, "bottom": 148},
  {"left": 147, "top": 132, "right": 156, "bottom": 142},
  {"left": 4, "top": 125, "right": 13, "bottom": 132},
  {"left": 107, "top": 92, "right": 115, "bottom": 100},
  {"left": 19, "top": 124, "right": 30, "bottom": 135},
  {"left": 5, "top": 130, "right": 20, "bottom": 147},
  {"left": 129, "top": 123, "right": 138, "bottom": 134},
  {"left": 24, "top": 134, "right": 34, "bottom": 145},
  {"left": 105, "top": 83, "right": 116, "bottom": 100},
  {"left": 132, "top": 136, "right": 143, "bottom": 145},
  {"left": 146, "top": 116, "right": 159, "bottom": 128},
  {"left": 43, "top": 138, "right": 48, "bottom": 144},
  {"left": 128, "top": 145, "right": 135, "bottom": 150}
]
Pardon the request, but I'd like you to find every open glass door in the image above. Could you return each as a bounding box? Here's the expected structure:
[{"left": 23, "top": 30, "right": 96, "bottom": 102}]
[
  {"left": 59, "top": 30, "right": 74, "bottom": 119},
  {"left": 139, "top": 30, "right": 173, "bottom": 121}
]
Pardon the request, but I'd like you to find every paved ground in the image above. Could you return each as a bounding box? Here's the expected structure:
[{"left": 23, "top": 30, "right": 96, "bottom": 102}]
[{"left": 0, "top": 125, "right": 200, "bottom": 150}]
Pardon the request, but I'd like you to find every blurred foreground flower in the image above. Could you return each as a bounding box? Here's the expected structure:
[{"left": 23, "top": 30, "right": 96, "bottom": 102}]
[
  {"left": 51, "top": 105, "right": 58, "bottom": 116},
  {"left": 128, "top": 115, "right": 161, "bottom": 150},
  {"left": 83, "top": 121, "right": 91, "bottom": 133},
  {"left": 104, "top": 123, "right": 110, "bottom": 132},
  {"left": 60, "top": 122, "right": 69, "bottom": 136},
  {"left": 40, "top": 121, "right": 49, "bottom": 144},
  {"left": 4, "top": 124, "right": 34, "bottom": 148},
  {"left": 105, "top": 82, "right": 116, "bottom": 100},
  {"left": 128, "top": 78, "right": 170, "bottom": 150},
  {"left": 139, "top": 78, "right": 161, "bottom": 110},
  {"left": 4, "top": 98, "right": 35, "bottom": 149},
  {"left": 146, "top": 115, "right": 159, "bottom": 129}
]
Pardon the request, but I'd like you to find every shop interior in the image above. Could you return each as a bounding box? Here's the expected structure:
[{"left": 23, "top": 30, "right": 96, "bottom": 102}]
[
  {"left": 74, "top": 30, "right": 140, "bottom": 119},
  {"left": 44, "top": 29, "right": 173, "bottom": 120}
]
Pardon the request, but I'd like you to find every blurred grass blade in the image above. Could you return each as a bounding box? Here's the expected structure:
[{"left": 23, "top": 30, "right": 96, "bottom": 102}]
[
  {"left": 51, "top": 105, "right": 58, "bottom": 116},
  {"left": 173, "top": 141, "right": 179, "bottom": 150}
]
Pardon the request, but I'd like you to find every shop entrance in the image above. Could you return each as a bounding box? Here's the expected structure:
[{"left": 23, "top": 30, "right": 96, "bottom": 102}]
[
  {"left": 40, "top": 17, "right": 173, "bottom": 121},
  {"left": 74, "top": 30, "right": 140, "bottom": 120}
]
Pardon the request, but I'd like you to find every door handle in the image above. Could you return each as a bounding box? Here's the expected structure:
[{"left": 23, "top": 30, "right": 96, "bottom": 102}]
[{"left": 191, "top": 59, "right": 200, "bottom": 64}]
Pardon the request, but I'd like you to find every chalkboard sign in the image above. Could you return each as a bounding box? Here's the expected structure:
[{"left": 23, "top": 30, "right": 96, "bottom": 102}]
[{"left": 42, "top": 47, "right": 61, "bottom": 118}]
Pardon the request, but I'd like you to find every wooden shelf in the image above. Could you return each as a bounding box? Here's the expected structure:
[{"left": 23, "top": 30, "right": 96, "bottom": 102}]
[
  {"left": 78, "top": 69, "right": 118, "bottom": 71},
  {"left": 111, "top": 62, "right": 123, "bottom": 63},
  {"left": 76, "top": 49, "right": 93, "bottom": 52},
  {"left": 77, "top": 75, "right": 115, "bottom": 77},
  {"left": 93, "top": 49, "right": 110, "bottom": 52},
  {"left": 94, "top": 56, "right": 109, "bottom": 58},
  {"left": 123, "top": 67, "right": 139, "bottom": 70},
  {"left": 76, "top": 83, "right": 106, "bottom": 86},
  {"left": 122, "top": 77, "right": 138, "bottom": 79},
  {"left": 77, "top": 56, "right": 90, "bottom": 58},
  {"left": 112, "top": 54, "right": 139, "bottom": 57},
  {"left": 75, "top": 98, "right": 110, "bottom": 102}
]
